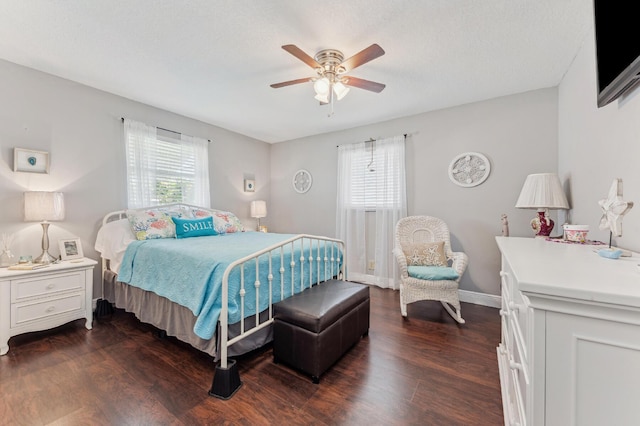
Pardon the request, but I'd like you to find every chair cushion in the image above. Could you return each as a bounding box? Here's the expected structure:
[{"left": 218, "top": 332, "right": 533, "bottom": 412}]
[
  {"left": 408, "top": 266, "right": 459, "bottom": 280},
  {"left": 403, "top": 241, "right": 447, "bottom": 266}
]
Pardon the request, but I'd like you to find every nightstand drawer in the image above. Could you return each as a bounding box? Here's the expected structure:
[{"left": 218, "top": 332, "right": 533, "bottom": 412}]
[
  {"left": 11, "top": 271, "right": 84, "bottom": 303},
  {"left": 11, "top": 292, "right": 85, "bottom": 327}
]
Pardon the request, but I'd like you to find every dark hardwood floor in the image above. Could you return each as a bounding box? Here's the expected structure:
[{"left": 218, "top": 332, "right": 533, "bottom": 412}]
[{"left": 0, "top": 287, "right": 503, "bottom": 425}]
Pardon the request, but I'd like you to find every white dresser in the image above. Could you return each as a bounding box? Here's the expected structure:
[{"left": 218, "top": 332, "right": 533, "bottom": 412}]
[
  {"left": 0, "top": 258, "right": 97, "bottom": 355},
  {"left": 496, "top": 237, "right": 640, "bottom": 426}
]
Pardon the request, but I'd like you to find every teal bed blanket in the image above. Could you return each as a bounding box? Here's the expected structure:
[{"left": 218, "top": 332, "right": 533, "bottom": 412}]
[{"left": 117, "top": 232, "right": 341, "bottom": 340}]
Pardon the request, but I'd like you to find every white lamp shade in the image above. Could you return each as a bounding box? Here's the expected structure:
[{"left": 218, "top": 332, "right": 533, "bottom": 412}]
[
  {"left": 515, "top": 173, "right": 569, "bottom": 210},
  {"left": 24, "top": 192, "right": 65, "bottom": 221},
  {"left": 313, "top": 77, "right": 330, "bottom": 95},
  {"left": 250, "top": 200, "right": 267, "bottom": 218},
  {"left": 314, "top": 92, "right": 329, "bottom": 103},
  {"left": 333, "top": 81, "right": 350, "bottom": 100}
]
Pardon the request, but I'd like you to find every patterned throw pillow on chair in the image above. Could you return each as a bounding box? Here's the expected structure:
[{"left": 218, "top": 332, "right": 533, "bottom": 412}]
[{"left": 403, "top": 241, "right": 447, "bottom": 266}]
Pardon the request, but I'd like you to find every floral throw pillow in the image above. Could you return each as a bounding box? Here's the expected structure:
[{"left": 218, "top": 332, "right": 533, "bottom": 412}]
[
  {"left": 190, "top": 208, "right": 245, "bottom": 234},
  {"left": 402, "top": 241, "right": 447, "bottom": 267},
  {"left": 126, "top": 209, "right": 176, "bottom": 240}
]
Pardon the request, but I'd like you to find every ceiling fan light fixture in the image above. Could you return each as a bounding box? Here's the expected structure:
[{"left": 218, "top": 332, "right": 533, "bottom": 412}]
[
  {"left": 271, "top": 43, "right": 385, "bottom": 109},
  {"left": 313, "top": 77, "right": 330, "bottom": 96},
  {"left": 333, "top": 81, "right": 350, "bottom": 100},
  {"left": 314, "top": 92, "right": 329, "bottom": 103}
]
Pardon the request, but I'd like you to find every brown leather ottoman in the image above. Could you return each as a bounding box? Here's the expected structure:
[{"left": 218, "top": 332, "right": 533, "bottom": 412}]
[{"left": 273, "top": 279, "right": 370, "bottom": 383}]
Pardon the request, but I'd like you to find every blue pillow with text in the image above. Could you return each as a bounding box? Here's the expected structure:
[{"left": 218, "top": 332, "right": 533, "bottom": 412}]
[{"left": 171, "top": 216, "right": 218, "bottom": 239}]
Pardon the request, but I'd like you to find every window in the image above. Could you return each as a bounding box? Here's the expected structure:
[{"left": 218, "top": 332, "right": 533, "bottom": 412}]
[
  {"left": 336, "top": 135, "right": 406, "bottom": 289},
  {"left": 339, "top": 137, "right": 405, "bottom": 210},
  {"left": 124, "top": 118, "right": 210, "bottom": 208}
]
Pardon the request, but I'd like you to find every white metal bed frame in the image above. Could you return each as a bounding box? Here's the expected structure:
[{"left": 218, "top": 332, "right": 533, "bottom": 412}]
[{"left": 100, "top": 206, "right": 345, "bottom": 399}]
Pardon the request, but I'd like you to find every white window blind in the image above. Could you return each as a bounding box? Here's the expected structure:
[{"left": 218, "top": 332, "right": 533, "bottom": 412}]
[
  {"left": 343, "top": 138, "right": 405, "bottom": 210},
  {"left": 124, "top": 118, "right": 210, "bottom": 208}
]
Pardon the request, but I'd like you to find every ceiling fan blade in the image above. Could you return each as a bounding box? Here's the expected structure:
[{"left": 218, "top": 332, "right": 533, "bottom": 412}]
[
  {"left": 270, "top": 77, "right": 313, "bottom": 88},
  {"left": 281, "top": 44, "right": 321, "bottom": 69},
  {"left": 343, "top": 76, "right": 386, "bottom": 93},
  {"left": 340, "top": 44, "right": 385, "bottom": 72}
]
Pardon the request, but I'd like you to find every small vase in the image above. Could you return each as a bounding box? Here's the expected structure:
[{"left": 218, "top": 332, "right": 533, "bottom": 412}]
[{"left": 0, "top": 250, "right": 14, "bottom": 267}]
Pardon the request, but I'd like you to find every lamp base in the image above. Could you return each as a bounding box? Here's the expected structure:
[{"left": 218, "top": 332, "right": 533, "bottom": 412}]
[
  {"left": 530, "top": 210, "right": 554, "bottom": 238},
  {"left": 34, "top": 251, "right": 56, "bottom": 264},
  {"left": 34, "top": 221, "right": 56, "bottom": 264}
]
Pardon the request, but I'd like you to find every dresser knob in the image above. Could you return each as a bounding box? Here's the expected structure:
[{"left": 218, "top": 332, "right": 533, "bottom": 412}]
[
  {"left": 46, "top": 283, "right": 54, "bottom": 290},
  {"left": 46, "top": 306, "right": 55, "bottom": 313},
  {"left": 499, "top": 309, "right": 509, "bottom": 317},
  {"left": 509, "top": 360, "right": 522, "bottom": 371}
]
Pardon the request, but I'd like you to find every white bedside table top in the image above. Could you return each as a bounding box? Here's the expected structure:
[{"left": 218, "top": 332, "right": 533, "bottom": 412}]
[{"left": 0, "top": 258, "right": 98, "bottom": 279}]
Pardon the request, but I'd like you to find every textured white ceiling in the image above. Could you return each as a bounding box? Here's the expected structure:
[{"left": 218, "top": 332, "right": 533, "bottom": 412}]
[{"left": 0, "top": 0, "right": 593, "bottom": 143}]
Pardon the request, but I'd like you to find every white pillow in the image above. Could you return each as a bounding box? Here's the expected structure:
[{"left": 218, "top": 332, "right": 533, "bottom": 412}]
[{"left": 94, "top": 218, "right": 136, "bottom": 273}]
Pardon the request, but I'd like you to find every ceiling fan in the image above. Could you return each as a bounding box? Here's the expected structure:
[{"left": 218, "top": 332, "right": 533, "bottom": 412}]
[{"left": 270, "top": 44, "right": 386, "bottom": 108}]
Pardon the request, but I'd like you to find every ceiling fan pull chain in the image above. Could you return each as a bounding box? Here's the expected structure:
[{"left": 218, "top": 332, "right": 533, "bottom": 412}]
[{"left": 329, "top": 86, "right": 335, "bottom": 117}]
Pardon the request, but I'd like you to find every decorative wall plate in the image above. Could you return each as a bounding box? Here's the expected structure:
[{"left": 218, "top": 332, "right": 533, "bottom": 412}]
[
  {"left": 292, "top": 169, "right": 312, "bottom": 193},
  {"left": 448, "top": 152, "right": 490, "bottom": 187}
]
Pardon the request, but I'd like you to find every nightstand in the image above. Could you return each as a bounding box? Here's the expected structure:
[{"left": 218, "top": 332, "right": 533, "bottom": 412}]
[{"left": 0, "top": 258, "right": 97, "bottom": 355}]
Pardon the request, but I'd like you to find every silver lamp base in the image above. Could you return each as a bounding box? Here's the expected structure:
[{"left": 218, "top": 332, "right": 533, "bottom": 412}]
[
  {"left": 34, "top": 251, "right": 56, "bottom": 264},
  {"left": 34, "top": 221, "right": 57, "bottom": 264}
]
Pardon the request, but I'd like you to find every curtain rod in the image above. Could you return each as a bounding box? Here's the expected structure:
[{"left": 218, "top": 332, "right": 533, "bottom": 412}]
[
  {"left": 121, "top": 117, "right": 211, "bottom": 142},
  {"left": 336, "top": 133, "right": 407, "bottom": 148}
]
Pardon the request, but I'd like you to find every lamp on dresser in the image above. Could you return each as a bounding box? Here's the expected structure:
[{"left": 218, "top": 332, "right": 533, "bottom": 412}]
[
  {"left": 250, "top": 200, "right": 267, "bottom": 232},
  {"left": 515, "top": 173, "right": 569, "bottom": 238},
  {"left": 24, "top": 191, "right": 65, "bottom": 264}
]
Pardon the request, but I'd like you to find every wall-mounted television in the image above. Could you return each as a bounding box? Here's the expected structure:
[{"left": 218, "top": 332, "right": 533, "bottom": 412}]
[{"left": 593, "top": 1, "right": 640, "bottom": 107}]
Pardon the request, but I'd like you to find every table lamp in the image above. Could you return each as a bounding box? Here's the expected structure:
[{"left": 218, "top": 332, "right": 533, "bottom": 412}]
[
  {"left": 250, "top": 200, "right": 267, "bottom": 232},
  {"left": 515, "top": 173, "right": 569, "bottom": 238},
  {"left": 24, "top": 191, "right": 65, "bottom": 263}
]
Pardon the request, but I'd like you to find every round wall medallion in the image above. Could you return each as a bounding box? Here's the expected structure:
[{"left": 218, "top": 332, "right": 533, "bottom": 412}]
[
  {"left": 448, "top": 152, "right": 491, "bottom": 187},
  {"left": 292, "top": 169, "right": 313, "bottom": 193}
]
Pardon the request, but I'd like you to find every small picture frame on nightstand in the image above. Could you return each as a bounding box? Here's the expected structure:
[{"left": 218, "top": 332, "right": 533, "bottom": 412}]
[{"left": 58, "top": 238, "right": 83, "bottom": 261}]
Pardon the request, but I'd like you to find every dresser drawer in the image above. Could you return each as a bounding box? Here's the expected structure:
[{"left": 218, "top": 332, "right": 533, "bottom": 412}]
[
  {"left": 501, "top": 260, "right": 531, "bottom": 361},
  {"left": 11, "top": 292, "right": 85, "bottom": 327},
  {"left": 510, "top": 315, "right": 530, "bottom": 412},
  {"left": 498, "top": 345, "right": 524, "bottom": 426},
  {"left": 11, "top": 271, "right": 84, "bottom": 303}
]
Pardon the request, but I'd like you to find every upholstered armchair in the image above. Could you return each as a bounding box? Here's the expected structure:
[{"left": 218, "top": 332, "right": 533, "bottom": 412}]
[{"left": 393, "top": 216, "right": 467, "bottom": 323}]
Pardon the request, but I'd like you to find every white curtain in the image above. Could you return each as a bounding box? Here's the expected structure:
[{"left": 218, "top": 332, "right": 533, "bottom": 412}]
[
  {"left": 124, "top": 119, "right": 157, "bottom": 208},
  {"left": 181, "top": 133, "right": 211, "bottom": 208},
  {"left": 336, "top": 141, "right": 368, "bottom": 283},
  {"left": 336, "top": 135, "right": 407, "bottom": 289},
  {"left": 124, "top": 118, "right": 210, "bottom": 208}
]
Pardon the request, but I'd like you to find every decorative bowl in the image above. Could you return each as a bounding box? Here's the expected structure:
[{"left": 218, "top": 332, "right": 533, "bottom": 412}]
[{"left": 563, "top": 225, "right": 589, "bottom": 243}]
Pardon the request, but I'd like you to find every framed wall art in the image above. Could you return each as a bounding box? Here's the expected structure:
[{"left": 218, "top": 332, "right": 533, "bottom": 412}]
[
  {"left": 244, "top": 179, "right": 255, "bottom": 192},
  {"left": 14, "top": 148, "right": 50, "bottom": 174}
]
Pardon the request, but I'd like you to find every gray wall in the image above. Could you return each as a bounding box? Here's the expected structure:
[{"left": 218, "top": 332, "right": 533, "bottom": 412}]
[
  {"left": 0, "top": 59, "right": 270, "bottom": 295},
  {"left": 558, "top": 26, "right": 640, "bottom": 252},
  {"left": 270, "top": 88, "right": 559, "bottom": 296}
]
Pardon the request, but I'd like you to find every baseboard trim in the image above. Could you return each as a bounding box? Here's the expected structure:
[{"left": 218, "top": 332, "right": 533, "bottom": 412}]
[{"left": 459, "top": 290, "right": 501, "bottom": 308}]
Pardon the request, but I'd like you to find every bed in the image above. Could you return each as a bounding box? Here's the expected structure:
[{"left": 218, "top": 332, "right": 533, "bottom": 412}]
[{"left": 94, "top": 203, "right": 344, "bottom": 398}]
